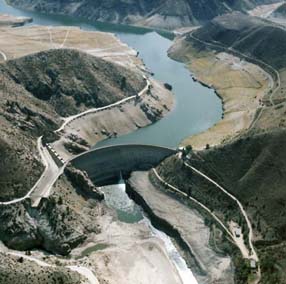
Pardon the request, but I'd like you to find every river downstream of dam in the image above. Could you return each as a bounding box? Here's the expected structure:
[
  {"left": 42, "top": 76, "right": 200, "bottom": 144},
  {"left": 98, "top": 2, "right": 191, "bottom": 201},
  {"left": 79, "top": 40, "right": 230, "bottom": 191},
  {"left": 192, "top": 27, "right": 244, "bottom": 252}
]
[
  {"left": 101, "top": 180, "right": 199, "bottom": 284},
  {"left": 0, "top": 1, "right": 223, "bottom": 283}
]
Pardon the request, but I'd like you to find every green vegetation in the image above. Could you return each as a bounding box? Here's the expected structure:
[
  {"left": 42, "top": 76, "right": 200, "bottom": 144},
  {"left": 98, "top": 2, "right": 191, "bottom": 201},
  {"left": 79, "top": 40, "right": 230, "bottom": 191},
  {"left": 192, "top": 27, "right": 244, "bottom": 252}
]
[
  {"left": 233, "top": 257, "right": 251, "bottom": 284},
  {"left": 258, "top": 243, "right": 286, "bottom": 283},
  {"left": 0, "top": 253, "right": 81, "bottom": 284},
  {"left": 181, "top": 145, "right": 193, "bottom": 158}
]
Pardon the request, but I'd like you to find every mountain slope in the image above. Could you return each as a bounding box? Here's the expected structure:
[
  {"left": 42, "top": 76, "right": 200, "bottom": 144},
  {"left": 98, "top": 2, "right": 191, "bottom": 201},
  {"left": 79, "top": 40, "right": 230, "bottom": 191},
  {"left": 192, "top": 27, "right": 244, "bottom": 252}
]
[
  {"left": 192, "top": 12, "right": 286, "bottom": 70},
  {"left": 186, "top": 11, "right": 286, "bottom": 106},
  {"left": 158, "top": 129, "right": 286, "bottom": 283},
  {"left": 164, "top": 11, "right": 286, "bottom": 283},
  {"left": 4, "top": 49, "right": 144, "bottom": 117},
  {"left": 271, "top": 3, "right": 286, "bottom": 19},
  {"left": 7, "top": 0, "right": 281, "bottom": 29},
  {"left": 0, "top": 48, "right": 144, "bottom": 201}
]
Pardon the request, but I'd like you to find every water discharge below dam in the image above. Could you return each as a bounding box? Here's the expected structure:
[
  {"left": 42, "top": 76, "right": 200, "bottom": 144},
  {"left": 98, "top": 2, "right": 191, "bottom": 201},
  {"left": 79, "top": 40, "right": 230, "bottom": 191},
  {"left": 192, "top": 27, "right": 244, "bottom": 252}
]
[
  {"left": 0, "top": 1, "right": 223, "bottom": 283},
  {"left": 101, "top": 180, "right": 199, "bottom": 284}
]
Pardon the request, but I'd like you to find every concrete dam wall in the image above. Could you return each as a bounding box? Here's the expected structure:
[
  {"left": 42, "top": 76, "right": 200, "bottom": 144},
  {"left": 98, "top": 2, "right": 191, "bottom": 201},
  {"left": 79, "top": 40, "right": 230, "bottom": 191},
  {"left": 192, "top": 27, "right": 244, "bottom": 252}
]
[{"left": 71, "top": 144, "right": 176, "bottom": 186}]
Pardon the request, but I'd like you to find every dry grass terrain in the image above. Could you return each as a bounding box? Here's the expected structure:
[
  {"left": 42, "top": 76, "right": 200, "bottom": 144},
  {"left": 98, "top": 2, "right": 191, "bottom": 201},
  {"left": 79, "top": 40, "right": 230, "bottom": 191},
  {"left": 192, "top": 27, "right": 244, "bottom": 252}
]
[
  {"left": 0, "top": 25, "right": 142, "bottom": 69},
  {"left": 0, "top": 32, "right": 146, "bottom": 200},
  {"left": 169, "top": 36, "right": 270, "bottom": 149},
  {"left": 163, "top": 12, "right": 286, "bottom": 283}
]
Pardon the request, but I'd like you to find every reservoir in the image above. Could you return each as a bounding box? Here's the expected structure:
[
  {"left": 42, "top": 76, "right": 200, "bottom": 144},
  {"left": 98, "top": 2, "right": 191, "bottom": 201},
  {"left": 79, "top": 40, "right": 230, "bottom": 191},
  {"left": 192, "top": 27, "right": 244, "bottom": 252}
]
[
  {"left": 0, "top": 0, "right": 222, "bottom": 148},
  {"left": 0, "top": 1, "right": 223, "bottom": 283}
]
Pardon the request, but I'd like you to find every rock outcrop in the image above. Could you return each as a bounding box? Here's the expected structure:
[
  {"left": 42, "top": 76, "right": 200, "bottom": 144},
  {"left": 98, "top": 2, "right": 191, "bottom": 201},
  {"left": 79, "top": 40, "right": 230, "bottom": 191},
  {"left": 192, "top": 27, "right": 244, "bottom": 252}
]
[
  {"left": 0, "top": 48, "right": 144, "bottom": 201},
  {"left": 65, "top": 166, "right": 104, "bottom": 200},
  {"left": 0, "top": 173, "right": 102, "bottom": 255},
  {"left": 0, "top": 199, "right": 84, "bottom": 255}
]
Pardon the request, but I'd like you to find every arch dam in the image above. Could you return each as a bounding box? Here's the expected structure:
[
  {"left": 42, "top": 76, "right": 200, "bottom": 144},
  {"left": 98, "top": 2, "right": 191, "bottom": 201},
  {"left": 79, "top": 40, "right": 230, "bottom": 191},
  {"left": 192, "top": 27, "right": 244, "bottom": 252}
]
[{"left": 70, "top": 144, "right": 177, "bottom": 186}]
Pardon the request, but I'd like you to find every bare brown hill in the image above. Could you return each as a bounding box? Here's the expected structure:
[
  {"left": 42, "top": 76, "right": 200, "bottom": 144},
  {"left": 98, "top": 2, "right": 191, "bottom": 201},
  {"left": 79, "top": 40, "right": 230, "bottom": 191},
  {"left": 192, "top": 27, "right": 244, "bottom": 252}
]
[
  {"left": 0, "top": 48, "right": 144, "bottom": 201},
  {"left": 164, "top": 11, "right": 286, "bottom": 283}
]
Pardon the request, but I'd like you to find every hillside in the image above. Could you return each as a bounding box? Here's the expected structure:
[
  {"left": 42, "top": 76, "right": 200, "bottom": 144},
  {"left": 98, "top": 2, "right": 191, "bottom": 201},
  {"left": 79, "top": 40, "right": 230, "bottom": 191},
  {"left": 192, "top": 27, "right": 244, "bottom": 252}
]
[
  {"left": 6, "top": 0, "right": 281, "bottom": 29},
  {"left": 158, "top": 129, "right": 286, "bottom": 283},
  {"left": 0, "top": 48, "right": 144, "bottom": 201},
  {"left": 4, "top": 49, "right": 145, "bottom": 117},
  {"left": 271, "top": 3, "right": 286, "bottom": 19},
  {"left": 165, "top": 11, "right": 286, "bottom": 283},
  {"left": 192, "top": 12, "right": 286, "bottom": 70},
  {"left": 182, "top": 12, "right": 286, "bottom": 109},
  {"left": 0, "top": 252, "right": 81, "bottom": 284}
]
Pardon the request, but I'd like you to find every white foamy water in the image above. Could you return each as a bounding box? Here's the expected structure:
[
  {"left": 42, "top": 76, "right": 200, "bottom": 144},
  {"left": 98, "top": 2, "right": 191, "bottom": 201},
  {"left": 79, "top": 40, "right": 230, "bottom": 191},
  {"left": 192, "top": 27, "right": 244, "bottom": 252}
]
[
  {"left": 100, "top": 180, "right": 143, "bottom": 223},
  {"left": 102, "top": 180, "right": 198, "bottom": 284},
  {"left": 142, "top": 218, "right": 199, "bottom": 284},
  {"left": 102, "top": 183, "right": 133, "bottom": 212}
]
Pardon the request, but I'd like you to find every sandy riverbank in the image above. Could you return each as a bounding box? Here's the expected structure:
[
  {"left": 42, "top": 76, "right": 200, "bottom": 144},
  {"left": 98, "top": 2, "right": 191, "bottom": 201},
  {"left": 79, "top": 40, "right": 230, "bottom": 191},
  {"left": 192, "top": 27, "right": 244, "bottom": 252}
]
[
  {"left": 128, "top": 171, "right": 234, "bottom": 284},
  {"left": 72, "top": 214, "right": 184, "bottom": 284},
  {"left": 28, "top": 204, "right": 184, "bottom": 284},
  {"left": 0, "top": 176, "right": 184, "bottom": 284},
  {"left": 42, "top": 216, "right": 185, "bottom": 284},
  {"left": 168, "top": 36, "right": 271, "bottom": 149}
]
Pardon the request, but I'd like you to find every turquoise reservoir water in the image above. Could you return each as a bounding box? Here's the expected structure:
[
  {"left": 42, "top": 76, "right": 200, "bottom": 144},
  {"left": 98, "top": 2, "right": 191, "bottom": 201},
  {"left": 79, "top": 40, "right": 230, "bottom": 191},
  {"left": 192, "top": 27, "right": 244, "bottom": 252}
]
[
  {"left": 0, "top": 3, "right": 222, "bottom": 282},
  {"left": 0, "top": 0, "right": 222, "bottom": 149}
]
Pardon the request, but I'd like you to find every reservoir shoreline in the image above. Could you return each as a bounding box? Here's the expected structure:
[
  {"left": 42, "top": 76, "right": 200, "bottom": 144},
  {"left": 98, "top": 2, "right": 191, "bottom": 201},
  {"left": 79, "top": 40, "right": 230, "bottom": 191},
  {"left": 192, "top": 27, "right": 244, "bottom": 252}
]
[{"left": 0, "top": 1, "right": 230, "bottom": 283}]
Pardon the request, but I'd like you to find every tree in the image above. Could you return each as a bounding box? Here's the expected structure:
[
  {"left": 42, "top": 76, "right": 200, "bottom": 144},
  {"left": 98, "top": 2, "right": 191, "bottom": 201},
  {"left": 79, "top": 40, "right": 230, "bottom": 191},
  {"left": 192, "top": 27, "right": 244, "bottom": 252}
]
[
  {"left": 120, "top": 77, "right": 127, "bottom": 90},
  {"left": 58, "top": 196, "right": 63, "bottom": 205},
  {"left": 182, "top": 145, "right": 193, "bottom": 158}
]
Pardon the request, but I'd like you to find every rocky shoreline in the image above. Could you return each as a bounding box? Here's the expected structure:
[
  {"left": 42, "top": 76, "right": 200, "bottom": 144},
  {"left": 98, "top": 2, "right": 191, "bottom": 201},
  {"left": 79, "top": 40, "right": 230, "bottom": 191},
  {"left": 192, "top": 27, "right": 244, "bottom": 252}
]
[
  {"left": 127, "top": 171, "right": 235, "bottom": 284},
  {"left": 126, "top": 178, "right": 206, "bottom": 277},
  {"left": 52, "top": 78, "right": 174, "bottom": 161}
]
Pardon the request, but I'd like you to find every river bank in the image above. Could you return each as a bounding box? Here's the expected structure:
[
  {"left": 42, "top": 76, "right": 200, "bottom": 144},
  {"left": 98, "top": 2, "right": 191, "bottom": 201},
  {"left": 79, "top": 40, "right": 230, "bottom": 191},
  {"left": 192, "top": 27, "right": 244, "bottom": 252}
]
[
  {"left": 168, "top": 36, "right": 271, "bottom": 149},
  {"left": 127, "top": 171, "right": 235, "bottom": 284},
  {"left": 0, "top": 173, "right": 186, "bottom": 284},
  {"left": 52, "top": 78, "right": 173, "bottom": 161},
  {"left": 72, "top": 214, "right": 184, "bottom": 284}
]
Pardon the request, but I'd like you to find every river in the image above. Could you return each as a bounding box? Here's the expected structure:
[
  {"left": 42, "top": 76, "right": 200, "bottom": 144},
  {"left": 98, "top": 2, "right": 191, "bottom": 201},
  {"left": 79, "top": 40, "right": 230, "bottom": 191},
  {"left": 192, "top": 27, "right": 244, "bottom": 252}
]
[
  {"left": 101, "top": 179, "right": 199, "bottom": 284},
  {"left": 0, "top": 0, "right": 222, "bottom": 148},
  {"left": 0, "top": 1, "right": 222, "bottom": 283}
]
